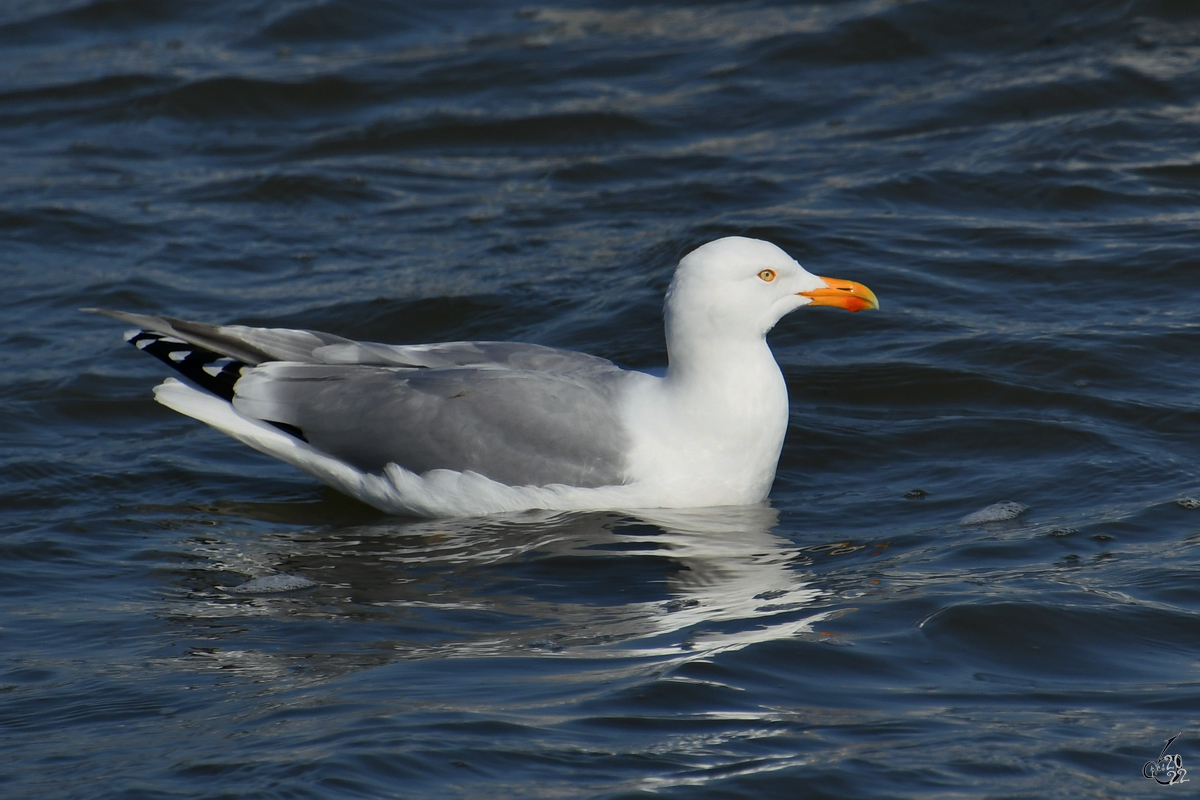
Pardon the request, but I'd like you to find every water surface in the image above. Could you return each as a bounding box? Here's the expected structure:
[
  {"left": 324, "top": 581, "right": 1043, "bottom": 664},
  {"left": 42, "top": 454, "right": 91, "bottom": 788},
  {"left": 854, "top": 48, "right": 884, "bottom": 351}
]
[{"left": 4, "top": 1, "right": 1200, "bottom": 797}]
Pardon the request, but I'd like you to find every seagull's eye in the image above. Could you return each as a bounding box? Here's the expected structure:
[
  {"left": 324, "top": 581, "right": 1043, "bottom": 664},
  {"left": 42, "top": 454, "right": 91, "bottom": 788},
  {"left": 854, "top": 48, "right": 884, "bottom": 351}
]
[{"left": 758, "top": 269, "right": 777, "bottom": 282}]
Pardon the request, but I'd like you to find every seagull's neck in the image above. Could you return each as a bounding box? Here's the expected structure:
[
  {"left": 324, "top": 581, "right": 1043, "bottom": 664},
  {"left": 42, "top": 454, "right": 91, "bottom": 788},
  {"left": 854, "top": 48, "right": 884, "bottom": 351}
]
[
  {"left": 658, "top": 326, "right": 791, "bottom": 467},
  {"left": 622, "top": 325, "right": 790, "bottom": 506},
  {"left": 663, "top": 327, "right": 785, "bottom": 403}
]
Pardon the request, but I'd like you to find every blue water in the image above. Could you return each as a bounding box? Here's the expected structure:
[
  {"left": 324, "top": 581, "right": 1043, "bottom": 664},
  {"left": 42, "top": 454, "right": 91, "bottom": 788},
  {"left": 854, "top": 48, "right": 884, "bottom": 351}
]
[{"left": 5, "top": 1, "right": 1200, "bottom": 797}]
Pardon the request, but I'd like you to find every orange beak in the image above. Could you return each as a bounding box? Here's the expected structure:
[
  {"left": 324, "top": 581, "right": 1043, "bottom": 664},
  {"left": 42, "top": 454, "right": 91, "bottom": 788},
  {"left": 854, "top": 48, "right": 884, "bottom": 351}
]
[{"left": 798, "top": 276, "right": 879, "bottom": 312}]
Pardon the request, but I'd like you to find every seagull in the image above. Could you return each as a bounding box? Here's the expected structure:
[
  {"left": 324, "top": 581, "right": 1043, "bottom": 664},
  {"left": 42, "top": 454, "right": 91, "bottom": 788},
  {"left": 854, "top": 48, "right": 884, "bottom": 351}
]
[{"left": 88, "top": 236, "right": 877, "bottom": 517}]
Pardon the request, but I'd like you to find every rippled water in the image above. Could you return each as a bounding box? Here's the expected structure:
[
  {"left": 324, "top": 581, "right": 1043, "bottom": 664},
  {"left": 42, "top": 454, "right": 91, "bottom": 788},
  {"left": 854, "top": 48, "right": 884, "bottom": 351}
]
[{"left": 6, "top": 1, "right": 1200, "bottom": 797}]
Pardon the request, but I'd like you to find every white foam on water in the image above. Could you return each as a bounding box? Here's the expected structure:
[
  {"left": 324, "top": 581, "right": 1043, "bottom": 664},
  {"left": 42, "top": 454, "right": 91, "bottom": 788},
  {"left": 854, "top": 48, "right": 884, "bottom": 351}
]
[
  {"left": 960, "top": 501, "right": 1028, "bottom": 525},
  {"left": 230, "top": 574, "right": 317, "bottom": 594}
]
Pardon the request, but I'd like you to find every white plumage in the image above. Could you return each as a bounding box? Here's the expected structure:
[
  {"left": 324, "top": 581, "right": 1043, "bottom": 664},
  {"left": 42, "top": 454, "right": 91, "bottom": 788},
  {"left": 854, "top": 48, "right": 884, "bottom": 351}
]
[{"left": 92, "top": 236, "right": 878, "bottom": 517}]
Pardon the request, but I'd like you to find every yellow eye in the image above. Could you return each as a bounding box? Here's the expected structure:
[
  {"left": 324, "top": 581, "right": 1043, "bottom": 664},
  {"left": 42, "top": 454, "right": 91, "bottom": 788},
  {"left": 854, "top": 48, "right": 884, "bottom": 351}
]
[{"left": 758, "top": 269, "right": 776, "bottom": 282}]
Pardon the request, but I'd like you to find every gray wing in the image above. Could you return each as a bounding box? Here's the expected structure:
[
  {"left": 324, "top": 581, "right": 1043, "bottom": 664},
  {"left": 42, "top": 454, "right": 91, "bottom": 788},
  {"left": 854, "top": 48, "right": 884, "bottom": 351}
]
[
  {"left": 232, "top": 363, "right": 633, "bottom": 488},
  {"left": 88, "top": 308, "right": 635, "bottom": 487},
  {"left": 313, "top": 339, "right": 622, "bottom": 375},
  {"left": 83, "top": 308, "right": 355, "bottom": 365},
  {"left": 84, "top": 308, "right": 619, "bottom": 375}
]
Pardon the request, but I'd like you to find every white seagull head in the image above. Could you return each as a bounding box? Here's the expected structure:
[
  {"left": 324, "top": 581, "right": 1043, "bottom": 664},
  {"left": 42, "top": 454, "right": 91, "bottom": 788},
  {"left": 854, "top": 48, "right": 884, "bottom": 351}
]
[{"left": 666, "top": 236, "right": 879, "bottom": 341}]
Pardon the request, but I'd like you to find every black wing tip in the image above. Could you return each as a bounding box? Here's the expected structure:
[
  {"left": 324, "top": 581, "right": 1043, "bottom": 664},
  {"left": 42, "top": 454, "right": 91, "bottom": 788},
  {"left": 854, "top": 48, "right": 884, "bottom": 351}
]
[
  {"left": 267, "top": 420, "right": 309, "bottom": 442},
  {"left": 122, "top": 330, "right": 310, "bottom": 443},
  {"left": 125, "top": 329, "right": 244, "bottom": 403}
]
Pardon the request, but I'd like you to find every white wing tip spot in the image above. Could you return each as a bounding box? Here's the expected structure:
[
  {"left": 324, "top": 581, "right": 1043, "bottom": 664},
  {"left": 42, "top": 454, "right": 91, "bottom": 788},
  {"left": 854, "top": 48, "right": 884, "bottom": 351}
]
[{"left": 202, "top": 359, "right": 234, "bottom": 377}]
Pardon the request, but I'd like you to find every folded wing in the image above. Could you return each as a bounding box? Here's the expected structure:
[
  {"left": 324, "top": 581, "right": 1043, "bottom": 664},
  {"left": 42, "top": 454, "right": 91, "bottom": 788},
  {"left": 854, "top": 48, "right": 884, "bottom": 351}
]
[
  {"left": 233, "top": 363, "right": 631, "bottom": 487},
  {"left": 87, "top": 308, "right": 632, "bottom": 488}
]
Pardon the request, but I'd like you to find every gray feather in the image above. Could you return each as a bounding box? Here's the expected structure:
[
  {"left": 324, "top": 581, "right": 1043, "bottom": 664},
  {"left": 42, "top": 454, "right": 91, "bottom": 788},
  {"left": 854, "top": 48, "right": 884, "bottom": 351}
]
[
  {"left": 83, "top": 308, "right": 354, "bottom": 365},
  {"left": 233, "top": 362, "right": 632, "bottom": 487},
  {"left": 89, "top": 308, "right": 635, "bottom": 487},
  {"left": 85, "top": 308, "right": 618, "bottom": 373}
]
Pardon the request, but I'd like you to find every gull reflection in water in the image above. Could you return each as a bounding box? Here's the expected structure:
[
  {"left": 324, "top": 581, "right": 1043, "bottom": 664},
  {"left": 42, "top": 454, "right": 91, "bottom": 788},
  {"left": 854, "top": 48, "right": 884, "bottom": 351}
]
[
  {"left": 586, "top": 505, "right": 836, "bottom": 658},
  {"left": 171, "top": 502, "right": 840, "bottom": 672}
]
